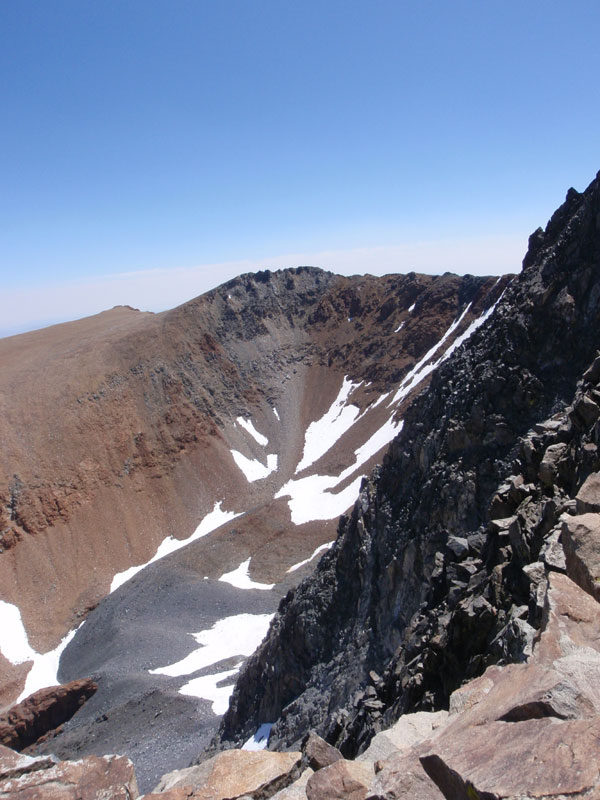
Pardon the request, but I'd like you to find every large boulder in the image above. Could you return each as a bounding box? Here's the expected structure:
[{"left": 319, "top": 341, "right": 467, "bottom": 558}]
[
  {"left": 305, "top": 760, "right": 374, "bottom": 800},
  {"left": 0, "top": 678, "right": 97, "bottom": 751},
  {"left": 0, "top": 750, "right": 138, "bottom": 799},
  {"left": 152, "top": 750, "right": 301, "bottom": 799},
  {"left": 562, "top": 513, "right": 600, "bottom": 601}
]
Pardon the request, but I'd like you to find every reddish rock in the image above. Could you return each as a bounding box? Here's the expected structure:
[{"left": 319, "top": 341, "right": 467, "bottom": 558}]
[
  {"left": 421, "top": 717, "right": 600, "bottom": 800},
  {"left": 153, "top": 749, "right": 301, "bottom": 799},
  {"left": 562, "top": 512, "right": 600, "bottom": 601},
  {"left": 0, "top": 678, "right": 97, "bottom": 751},
  {"left": 302, "top": 731, "right": 343, "bottom": 771},
  {"left": 0, "top": 743, "right": 57, "bottom": 781},
  {"left": 366, "top": 749, "right": 444, "bottom": 800},
  {"left": 0, "top": 752, "right": 138, "bottom": 799},
  {"left": 305, "top": 760, "right": 373, "bottom": 800}
]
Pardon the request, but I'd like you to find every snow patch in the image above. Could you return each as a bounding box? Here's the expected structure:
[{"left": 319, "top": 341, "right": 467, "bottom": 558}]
[
  {"left": 408, "top": 302, "right": 416, "bottom": 312},
  {"left": 219, "top": 558, "right": 275, "bottom": 590},
  {"left": 276, "top": 473, "right": 364, "bottom": 525},
  {"left": 0, "top": 600, "right": 80, "bottom": 703},
  {"left": 243, "top": 723, "right": 273, "bottom": 750},
  {"left": 295, "top": 376, "right": 361, "bottom": 474},
  {"left": 236, "top": 417, "right": 268, "bottom": 447},
  {"left": 273, "top": 407, "right": 280, "bottom": 421},
  {"left": 278, "top": 411, "right": 403, "bottom": 525},
  {"left": 151, "top": 612, "right": 274, "bottom": 715},
  {"left": 230, "top": 451, "right": 278, "bottom": 482},
  {"left": 287, "top": 542, "right": 334, "bottom": 573},
  {"left": 111, "top": 501, "right": 242, "bottom": 592},
  {"left": 394, "top": 321, "right": 405, "bottom": 333},
  {"left": 150, "top": 613, "right": 273, "bottom": 678},
  {"left": 180, "top": 668, "right": 240, "bottom": 715}
]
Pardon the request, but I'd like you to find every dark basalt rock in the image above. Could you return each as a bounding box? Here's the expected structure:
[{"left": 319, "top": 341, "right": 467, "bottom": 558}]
[{"left": 215, "top": 171, "right": 600, "bottom": 757}]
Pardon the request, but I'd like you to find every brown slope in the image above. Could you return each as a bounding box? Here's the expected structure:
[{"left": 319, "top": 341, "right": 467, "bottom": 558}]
[{"left": 0, "top": 267, "right": 508, "bottom": 702}]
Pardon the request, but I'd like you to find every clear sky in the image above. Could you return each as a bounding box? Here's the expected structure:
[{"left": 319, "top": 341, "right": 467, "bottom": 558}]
[{"left": 1, "top": 0, "right": 599, "bottom": 336}]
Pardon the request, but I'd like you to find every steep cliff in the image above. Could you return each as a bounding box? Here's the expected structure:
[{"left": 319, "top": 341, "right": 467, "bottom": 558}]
[{"left": 217, "top": 171, "right": 600, "bottom": 755}]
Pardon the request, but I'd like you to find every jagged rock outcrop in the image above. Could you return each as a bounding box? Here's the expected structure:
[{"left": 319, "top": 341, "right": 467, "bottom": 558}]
[
  {"left": 217, "top": 170, "right": 600, "bottom": 755},
  {"left": 0, "top": 678, "right": 97, "bottom": 751}
]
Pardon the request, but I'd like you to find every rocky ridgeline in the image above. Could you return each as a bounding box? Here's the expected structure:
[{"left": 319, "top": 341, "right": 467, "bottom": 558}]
[{"left": 216, "top": 170, "right": 600, "bottom": 768}]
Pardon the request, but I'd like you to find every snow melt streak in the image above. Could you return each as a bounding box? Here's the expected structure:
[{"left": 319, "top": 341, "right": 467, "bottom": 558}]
[
  {"left": 295, "top": 376, "right": 361, "bottom": 473},
  {"left": 230, "top": 451, "right": 278, "bottom": 482},
  {"left": 236, "top": 417, "right": 268, "bottom": 447},
  {"left": 111, "top": 501, "right": 242, "bottom": 592}
]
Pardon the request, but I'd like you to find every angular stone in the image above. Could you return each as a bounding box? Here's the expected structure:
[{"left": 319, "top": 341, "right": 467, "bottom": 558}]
[
  {"left": 270, "top": 767, "right": 314, "bottom": 799},
  {"left": 302, "top": 732, "right": 342, "bottom": 771},
  {"left": 538, "top": 442, "right": 568, "bottom": 486},
  {"left": 360, "top": 710, "right": 448, "bottom": 763},
  {"left": 153, "top": 750, "right": 301, "bottom": 799},
  {"left": 574, "top": 395, "right": 600, "bottom": 427},
  {"left": 539, "top": 529, "right": 566, "bottom": 572},
  {"left": 421, "top": 717, "right": 600, "bottom": 800},
  {"left": 446, "top": 536, "right": 468, "bottom": 559},
  {"left": 366, "top": 749, "right": 444, "bottom": 800},
  {"left": 305, "top": 760, "right": 374, "bottom": 800},
  {"left": 583, "top": 353, "right": 600, "bottom": 385},
  {"left": 576, "top": 472, "right": 600, "bottom": 513},
  {"left": 0, "top": 753, "right": 138, "bottom": 799},
  {"left": 561, "top": 513, "right": 600, "bottom": 601}
]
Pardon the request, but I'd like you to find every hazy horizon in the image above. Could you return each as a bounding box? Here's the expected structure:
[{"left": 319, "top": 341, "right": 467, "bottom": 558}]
[{"left": 2, "top": 1, "right": 598, "bottom": 336}]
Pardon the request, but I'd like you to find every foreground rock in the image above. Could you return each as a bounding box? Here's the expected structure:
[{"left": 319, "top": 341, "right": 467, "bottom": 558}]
[
  {"left": 149, "top": 750, "right": 301, "bottom": 799},
  {"left": 305, "top": 759, "right": 373, "bottom": 800},
  {"left": 0, "top": 678, "right": 97, "bottom": 751},
  {"left": 418, "top": 572, "right": 600, "bottom": 799},
  {"left": 0, "top": 744, "right": 137, "bottom": 799}
]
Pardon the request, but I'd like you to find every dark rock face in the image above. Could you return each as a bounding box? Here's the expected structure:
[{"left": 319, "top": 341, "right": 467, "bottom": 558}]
[{"left": 216, "top": 171, "right": 600, "bottom": 755}]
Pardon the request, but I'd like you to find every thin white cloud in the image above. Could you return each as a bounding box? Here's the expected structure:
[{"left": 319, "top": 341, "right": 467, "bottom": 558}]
[{"left": 0, "top": 234, "right": 524, "bottom": 338}]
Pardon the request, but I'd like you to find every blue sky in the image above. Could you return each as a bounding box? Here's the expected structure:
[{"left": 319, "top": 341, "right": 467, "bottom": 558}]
[{"left": 1, "top": 1, "right": 599, "bottom": 336}]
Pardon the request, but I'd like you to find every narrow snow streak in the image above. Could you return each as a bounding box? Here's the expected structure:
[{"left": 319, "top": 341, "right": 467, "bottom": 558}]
[
  {"left": 295, "top": 376, "right": 361, "bottom": 473},
  {"left": 219, "top": 558, "right": 275, "bottom": 590},
  {"left": 394, "top": 321, "right": 405, "bottom": 333},
  {"left": 390, "top": 304, "right": 472, "bottom": 406},
  {"left": 287, "top": 542, "right": 334, "bottom": 573},
  {"left": 111, "top": 501, "right": 242, "bottom": 592},
  {"left": 230, "top": 450, "right": 278, "bottom": 482},
  {"left": 273, "top": 407, "right": 280, "bottom": 421},
  {"left": 243, "top": 723, "right": 274, "bottom": 750},
  {"left": 236, "top": 417, "right": 268, "bottom": 447},
  {"left": 408, "top": 302, "right": 416, "bottom": 312}
]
